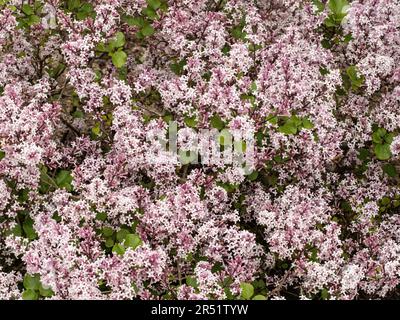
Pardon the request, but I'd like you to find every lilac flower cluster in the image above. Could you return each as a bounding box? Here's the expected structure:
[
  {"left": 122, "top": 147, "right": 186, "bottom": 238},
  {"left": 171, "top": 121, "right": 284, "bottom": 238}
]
[{"left": 0, "top": 0, "right": 399, "bottom": 300}]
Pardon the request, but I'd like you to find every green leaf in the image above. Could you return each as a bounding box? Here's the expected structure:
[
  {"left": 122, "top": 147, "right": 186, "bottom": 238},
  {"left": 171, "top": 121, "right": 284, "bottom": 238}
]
[
  {"left": 9, "top": 224, "right": 22, "bottom": 237},
  {"left": 211, "top": 262, "right": 224, "bottom": 273},
  {"left": 384, "top": 133, "right": 394, "bottom": 144},
  {"left": 141, "top": 23, "right": 155, "bottom": 37},
  {"left": 39, "top": 284, "right": 54, "bottom": 297},
  {"left": 67, "top": 0, "right": 81, "bottom": 11},
  {"left": 372, "top": 128, "right": 386, "bottom": 144},
  {"left": 81, "top": 2, "right": 93, "bottom": 12},
  {"left": 22, "top": 4, "right": 34, "bottom": 15},
  {"left": 26, "top": 15, "right": 40, "bottom": 26},
  {"left": 321, "top": 288, "right": 330, "bottom": 300},
  {"left": 343, "top": 33, "right": 353, "bottom": 43},
  {"left": 23, "top": 218, "right": 37, "bottom": 240},
  {"left": 147, "top": 0, "right": 162, "bottom": 10},
  {"left": 22, "top": 289, "right": 38, "bottom": 300},
  {"left": 278, "top": 123, "right": 297, "bottom": 135},
  {"left": 116, "top": 228, "right": 130, "bottom": 242},
  {"left": 383, "top": 164, "right": 397, "bottom": 177},
  {"left": 231, "top": 22, "right": 247, "bottom": 40},
  {"left": 91, "top": 122, "right": 101, "bottom": 136},
  {"left": 218, "top": 182, "right": 238, "bottom": 193},
  {"left": 105, "top": 237, "right": 114, "bottom": 248},
  {"left": 346, "top": 66, "right": 364, "bottom": 90},
  {"left": 247, "top": 171, "right": 259, "bottom": 181},
  {"left": 374, "top": 144, "right": 391, "bottom": 161},
  {"left": 109, "top": 32, "right": 125, "bottom": 49},
  {"left": 55, "top": 170, "right": 73, "bottom": 191},
  {"left": 184, "top": 116, "right": 198, "bottom": 128},
  {"left": 186, "top": 276, "right": 198, "bottom": 288},
  {"left": 357, "top": 148, "right": 370, "bottom": 161},
  {"left": 170, "top": 59, "right": 186, "bottom": 75},
  {"left": 124, "top": 233, "right": 142, "bottom": 250},
  {"left": 102, "top": 227, "right": 114, "bottom": 237},
  {"left": 312, "top": 0, "right": 325, "bottom": 12},
  {"left": 159, "top": 1, "right": 168, "bottom": 12},
  {"left": 112, "top": 243, "right": 125, "bottom": 255},
  {"left": 143, "top": 7, "right": 158, "bottom": 20},
  {"left": 23, "top": 274, "right": 40, "bottom": 290},
  {"left": 252, "top": 295, "right": 267, "bottom": 300},
  {"left": 328, "top": 0, "right": 349, "bottom": 15},
  {"left": 111, "top": 50, "right": 127, "bottom": 68},
  {"left": 267, "top": 115, "right": 278, "bottom": 125},
  {"left": 0, "top": 150, "right": 5, "bottom": 160},
  {"left": 240, "top": 283, "right": 254, "bottom": 300},
  {"left": 302, "top": 118, "right": 314, "bottom": 129},
  {"left": 324, "top": 16, "right": 337, "bottom": 27},
  {"left": 210, "top": 114, "right": 225, "bottom": 130},
  {"left": 95, "top": 212, "right": 107, "bottom": 221},
  {"left": 289, "top": 115, "right": 303, "bottom": 127},
  {"left": 381, "top": 197, "right": 391, "bottom": 206},
  {"left": 319, "top": 67, "right": 330, "bottom": 76},
  {"left": 123, "top": 15, "right": 146, "bottom": 27}
]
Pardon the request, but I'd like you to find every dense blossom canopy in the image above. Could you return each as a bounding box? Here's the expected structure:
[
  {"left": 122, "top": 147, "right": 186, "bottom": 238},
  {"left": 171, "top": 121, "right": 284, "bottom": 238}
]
[{"left": 0, "top": 0, "right": 400, "bottom": 300}]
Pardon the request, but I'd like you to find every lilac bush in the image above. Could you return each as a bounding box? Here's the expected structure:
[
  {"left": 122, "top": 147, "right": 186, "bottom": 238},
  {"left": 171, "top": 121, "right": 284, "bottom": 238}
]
[{"left": 0, "top": 0, "right": 400, "bottom": 300}]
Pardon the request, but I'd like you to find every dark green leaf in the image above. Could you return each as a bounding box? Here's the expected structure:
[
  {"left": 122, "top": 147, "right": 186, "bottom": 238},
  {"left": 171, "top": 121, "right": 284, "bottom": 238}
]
[
  {"left": 383, "top": 164, "right": 397, "bottom": 177},
  {"left": 105, "top": 237, "right": 114, "bottom": 248},
  {"left": 23, "top": 218, "right": 37, "bottom": 240},
  {"left": 247, "top": 171, "right": 259, "bottom": 181},
  {"left": 184, "top": 116, "right": 197, "bottom": 128},
  {"left": 141, "top": 24, "right": 155, "bottom": 37},
  {"left": 278, "top": 123, "right": 297, "bottom": 135},
  {"left": 22, "top": 4, "right": 34, "bottom": 15},
  {"left": 124, "top": 15, "right": 146, "bottom": 27},
  {"left": 147, "top": 0, "right": 162, "bottom": 10},
  {"left": 67, "top": 0, "right": 81, "bottom": 11},
  {"left": 384, "top": 133, "right": 394, "bottom": 144},
  {"left": 95, "top": 212, "right": 107, "bottom": 221},
  {"left": 55, "top": 170, "right": 73, "bottom": 191},
  {"left": 143, "top": 7, "right": 158, "bottom": 20},
  {"left": 210, "top": 114, "right": 225, "bottom": 130},
  {"left": 321, "top": 288, "right": 330, "bottom": 300},
  {"left": 186, "top": 276, "right": 198, "bottom": 288},
  {"left": 116, "top": 228, "right": 130, "bottom": 242},
  {"left": 357, "top": 148, "right": 370, "bottom": 161},
  {"left": 102, "top": 227, "right": 114, "bottom": 237}
]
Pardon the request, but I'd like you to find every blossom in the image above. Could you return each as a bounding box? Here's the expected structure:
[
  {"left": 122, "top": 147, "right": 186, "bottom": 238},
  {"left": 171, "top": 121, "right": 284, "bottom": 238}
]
[{"left": 0, "top": 0, "right": 400, "bottom": 301}]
